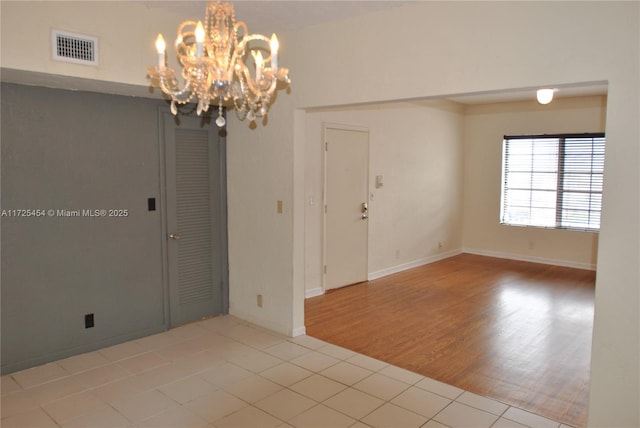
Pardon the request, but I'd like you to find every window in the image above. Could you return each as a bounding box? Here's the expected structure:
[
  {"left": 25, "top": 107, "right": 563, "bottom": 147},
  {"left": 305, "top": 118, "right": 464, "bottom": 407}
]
[{"left": 500, "top": 133, "right": 605, "bottom": 231}]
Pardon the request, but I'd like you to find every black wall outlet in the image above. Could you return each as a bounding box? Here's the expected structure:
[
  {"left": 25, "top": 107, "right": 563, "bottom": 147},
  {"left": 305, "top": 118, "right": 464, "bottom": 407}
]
[{"left": 85, "top": 313, "right": 95, "bottom": 328}]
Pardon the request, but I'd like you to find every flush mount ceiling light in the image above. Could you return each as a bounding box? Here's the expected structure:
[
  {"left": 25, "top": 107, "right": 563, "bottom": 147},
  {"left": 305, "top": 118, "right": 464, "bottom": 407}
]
[
  {"left": 536, "top": 88, "right": 555, "bottom": 105},
  {"left": 147, "top": 0, "right": 291, "bottom": 127}
]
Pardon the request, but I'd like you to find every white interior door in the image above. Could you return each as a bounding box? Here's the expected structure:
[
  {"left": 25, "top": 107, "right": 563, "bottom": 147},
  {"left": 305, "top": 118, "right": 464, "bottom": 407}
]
[{"left": 324, "top": 125, "right": 369, "bottom": 290}]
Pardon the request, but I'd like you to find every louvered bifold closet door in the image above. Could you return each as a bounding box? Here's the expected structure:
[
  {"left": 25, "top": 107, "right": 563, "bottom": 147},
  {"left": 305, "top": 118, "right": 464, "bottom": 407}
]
[
  {"left": 176, "top": 129, "right": 214, "bottom": 306},
  {"left": 164, "top": 113, "right": 224, "bottom": 327}
]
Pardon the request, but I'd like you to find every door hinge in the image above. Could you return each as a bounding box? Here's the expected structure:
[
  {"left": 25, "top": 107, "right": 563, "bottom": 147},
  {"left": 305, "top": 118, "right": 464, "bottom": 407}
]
[
  {"left": 324, "top": 204, "right": 327, "bottom": 214},
  {"left": 324, "top": 265, "right": 327, "bottom": 274},
  {"left": 325, "top": 142, "right": 328, "bottom": 151}
]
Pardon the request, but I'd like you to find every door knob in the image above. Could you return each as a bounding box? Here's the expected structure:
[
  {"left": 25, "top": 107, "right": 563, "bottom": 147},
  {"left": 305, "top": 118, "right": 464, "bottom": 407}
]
[{"left": 169, "top": 234, "right": 181, "bottom": 240}]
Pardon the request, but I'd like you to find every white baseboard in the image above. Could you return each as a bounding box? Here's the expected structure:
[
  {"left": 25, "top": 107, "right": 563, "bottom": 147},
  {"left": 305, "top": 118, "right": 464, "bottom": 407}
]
[
  {"left": 463, "top": 247, "right": 596, "bottom": 271},
  {"left": 305, "top": 287, "right": 324, "bottom": 298},
  {"left": 229, "top": 308, "right": 293, "bottom": 337},
  {"left": 368, "top": 249, "right": 463, "bottom": 281},
  {"left": 304, "top": 247, "right": 592, "bottom": 301},
  {"left": 230, "top": 307, "right": 307, "bottom": 337},
  {"left": 291, "top": 326, "right": 306, "bottom": 337}
]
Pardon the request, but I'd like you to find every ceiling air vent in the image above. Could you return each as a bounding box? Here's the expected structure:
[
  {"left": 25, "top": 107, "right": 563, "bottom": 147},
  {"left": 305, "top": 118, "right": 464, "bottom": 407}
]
[{"left": 52, "top": 30, "right": 99, "bottom": 66}]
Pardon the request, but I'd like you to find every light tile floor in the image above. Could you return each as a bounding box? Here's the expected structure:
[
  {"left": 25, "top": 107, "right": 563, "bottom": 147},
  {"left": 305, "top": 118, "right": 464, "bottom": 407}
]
[{"left": 1, "top": 316, "right": 576, "bottom": 428}]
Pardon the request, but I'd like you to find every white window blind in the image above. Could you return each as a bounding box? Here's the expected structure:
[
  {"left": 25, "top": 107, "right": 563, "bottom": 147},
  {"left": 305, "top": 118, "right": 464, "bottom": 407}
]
[{"left": 500, "top": 133, "right": 605, "bottom": 231}]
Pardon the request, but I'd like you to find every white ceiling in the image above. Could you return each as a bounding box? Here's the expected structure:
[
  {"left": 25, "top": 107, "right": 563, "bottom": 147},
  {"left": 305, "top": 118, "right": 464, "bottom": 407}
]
[
  {"left": 140, "top": 1, "right": 608, "bottom": 105},
  {"left": 446, "top": 82, "right": 608, "bottom": 105},
  {"left": 139, "top": 1, "right": 410, "bottom": 35},
  {"left": 2, "top": 1, "right": 609, "bottom": 105}
]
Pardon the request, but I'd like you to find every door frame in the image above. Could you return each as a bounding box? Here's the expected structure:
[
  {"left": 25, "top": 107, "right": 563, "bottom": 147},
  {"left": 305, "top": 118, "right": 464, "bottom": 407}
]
[
  {"left": 322, "top": 122, "right": 370, "bottom": 292},
  {"left": 158, "top": 108, "right": 229, "bottom": 329}
]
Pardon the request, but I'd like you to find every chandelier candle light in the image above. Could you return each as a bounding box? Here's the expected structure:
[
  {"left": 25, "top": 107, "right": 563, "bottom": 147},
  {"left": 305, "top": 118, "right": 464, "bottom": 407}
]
[{"left": 147, "top": 1, "right": 291, "bottom": 127}]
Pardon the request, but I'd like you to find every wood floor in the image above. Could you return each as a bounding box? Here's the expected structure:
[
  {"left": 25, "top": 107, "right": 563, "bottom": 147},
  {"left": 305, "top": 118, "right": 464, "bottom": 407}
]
[{"left": 305, "top": 254, "right": 596, "bottom": 427}]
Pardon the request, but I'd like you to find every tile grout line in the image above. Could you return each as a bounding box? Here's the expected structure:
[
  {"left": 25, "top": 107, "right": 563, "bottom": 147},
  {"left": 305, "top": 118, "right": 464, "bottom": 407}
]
[{"left": 1, "top": 316, "right": 574, "bottom": 428}]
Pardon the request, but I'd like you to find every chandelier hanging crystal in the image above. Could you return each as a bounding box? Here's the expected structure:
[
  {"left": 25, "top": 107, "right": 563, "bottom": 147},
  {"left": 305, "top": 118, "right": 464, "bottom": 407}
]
[{"left": 147, "top": 1, "right": 291, "bottom": 127}]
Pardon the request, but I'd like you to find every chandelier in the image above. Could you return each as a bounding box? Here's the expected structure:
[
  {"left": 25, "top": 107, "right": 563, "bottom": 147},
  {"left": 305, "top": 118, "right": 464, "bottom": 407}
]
[{"left": 147, "top": 1, "right": 291, "bottom": 127}]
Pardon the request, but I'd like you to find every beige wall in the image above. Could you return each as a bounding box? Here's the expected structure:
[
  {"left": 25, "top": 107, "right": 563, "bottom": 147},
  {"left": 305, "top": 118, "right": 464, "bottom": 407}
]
[
  {"left": 303, "top": 95, "right": 606, "bottom": 299},
  {"left": 462, "top": 96, "right": 607, "bottom": 269},
  {"left": 0, "top": 1, "right": 176, "bottom": 88},
  {"left": 285, "top": 3, "right": 638, "bottom": 426},
  {"left": 303, "top": 100, "right": 465, "bottom": 295},
  {"left": 302, "top": 94, "right": 605, "bottom": 300},
  {"left": 2, "top": 1, "right": 638, "bottom": 426},
  {"left": 226, "top": 95, "right": 298, "bottom": 335}
]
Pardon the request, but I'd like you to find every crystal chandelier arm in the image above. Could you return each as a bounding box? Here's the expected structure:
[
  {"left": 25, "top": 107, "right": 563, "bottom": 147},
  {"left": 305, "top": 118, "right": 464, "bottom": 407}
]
[
  {"left": 242, "top": 34, "right": 276, "bottom": 65},
  {"left": 231, "top": 21, "right": 248, "bottom": 53},
  {"left": 158, "top": 74, "right": 194, "bottom": 103},
  {"left": 224, "top": 20, "right": 247, "bottom": 75},
  {"left": 235, "top": 59, "right": 277, "bottom": 100},
  {"left": 147, "top": 64, "right": 195, "bottom": 104},
  {"left": 152, "top": 20, "right": 201, "bottom": 105},
  {"left": 175, "top": 20, "right": 199, "bottom": 61}
]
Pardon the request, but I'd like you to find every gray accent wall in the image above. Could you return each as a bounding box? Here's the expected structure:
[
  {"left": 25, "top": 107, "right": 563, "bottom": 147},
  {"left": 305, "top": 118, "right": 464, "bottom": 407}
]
[{"left": 1, "top": 83, "right": 169, "bottom": 373}]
